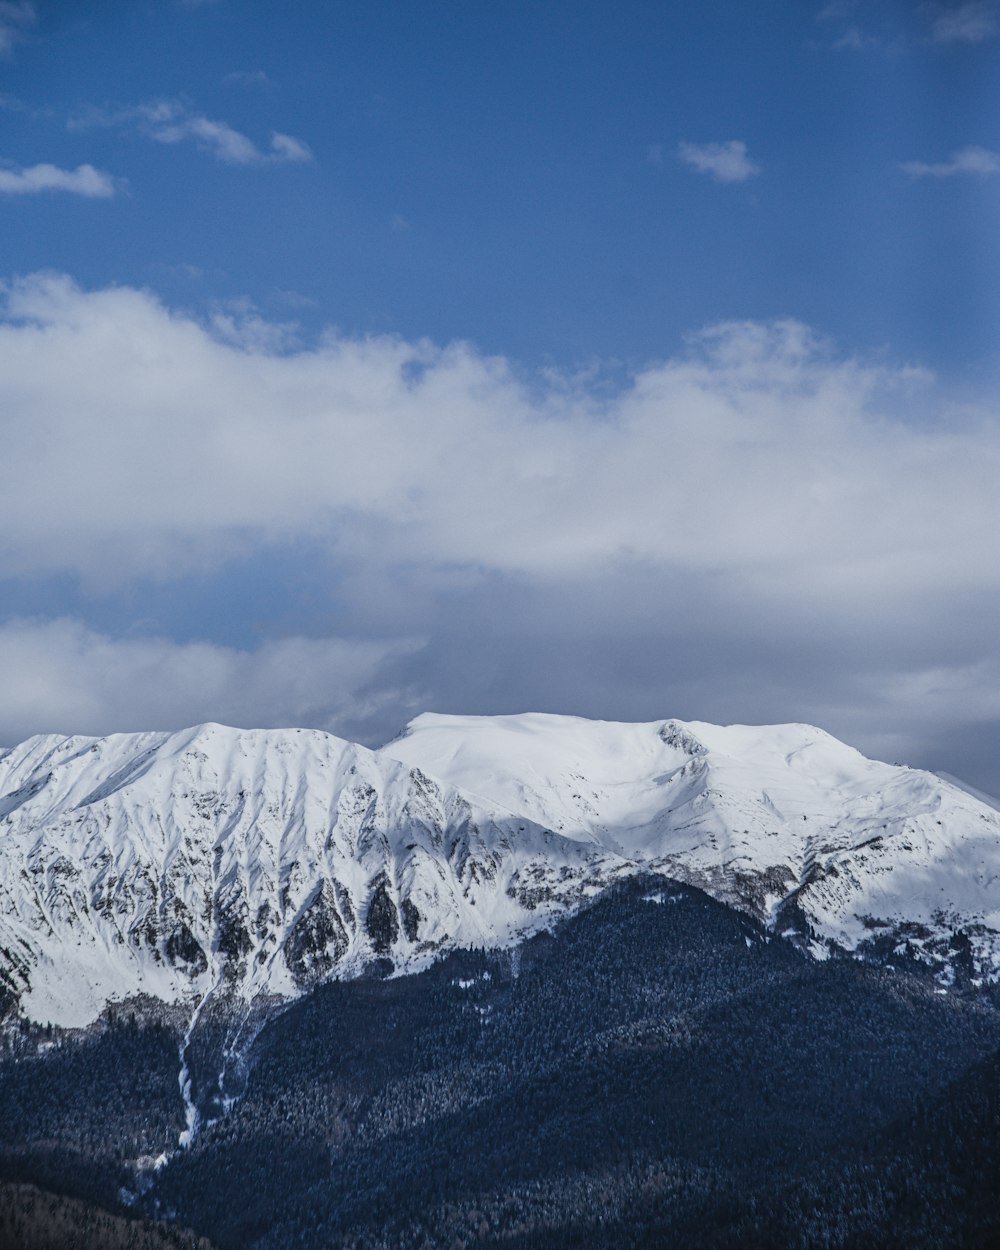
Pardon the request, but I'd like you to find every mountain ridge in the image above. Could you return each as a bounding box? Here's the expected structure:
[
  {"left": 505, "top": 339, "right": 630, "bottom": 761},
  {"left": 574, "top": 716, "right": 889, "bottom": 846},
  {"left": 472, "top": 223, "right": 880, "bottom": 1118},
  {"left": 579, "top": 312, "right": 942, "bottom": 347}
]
[{"left": 1, "top": 713, "right": 998, "bottom": 1031}]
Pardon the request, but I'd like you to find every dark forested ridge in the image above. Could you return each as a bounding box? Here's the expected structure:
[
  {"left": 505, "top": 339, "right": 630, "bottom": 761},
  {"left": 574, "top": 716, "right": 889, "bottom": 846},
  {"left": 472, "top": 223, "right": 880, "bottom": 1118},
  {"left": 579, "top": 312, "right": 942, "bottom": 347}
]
[
  {"left": 0, "top": 1010, "right": 185, "bottom": 1208},
  {"left": 3, "top": 875, "right": 1000, "bottom": 1248},
  {"left": 0, "top": 1180, "right": 215, "bottom": 1250}
]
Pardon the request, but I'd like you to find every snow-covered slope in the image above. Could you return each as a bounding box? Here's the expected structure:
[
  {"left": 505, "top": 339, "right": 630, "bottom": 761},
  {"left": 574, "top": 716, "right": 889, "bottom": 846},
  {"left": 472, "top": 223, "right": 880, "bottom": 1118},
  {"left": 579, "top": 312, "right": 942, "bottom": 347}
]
[
  {"left": 2, "top": 713, "right": 999, "bottom": 1028},
  {"left": 385, "top": 713, "right": 1000, "bottom": 978},
  {"left": 0, "top": 723, "right": 616, "bottom": 1026}
]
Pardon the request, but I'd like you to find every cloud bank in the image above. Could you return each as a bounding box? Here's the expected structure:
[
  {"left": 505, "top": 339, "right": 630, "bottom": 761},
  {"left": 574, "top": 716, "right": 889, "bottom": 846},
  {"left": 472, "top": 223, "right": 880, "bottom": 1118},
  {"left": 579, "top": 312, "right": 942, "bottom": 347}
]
[
  {"left": 0, "top": 618, "right": 414, "bottom": 744},
  {"left": 1, "top": 274, "right": 999, "bottom": 785},
  {"left": 2, "top": 274, "right": 958, "bottom": 588}
]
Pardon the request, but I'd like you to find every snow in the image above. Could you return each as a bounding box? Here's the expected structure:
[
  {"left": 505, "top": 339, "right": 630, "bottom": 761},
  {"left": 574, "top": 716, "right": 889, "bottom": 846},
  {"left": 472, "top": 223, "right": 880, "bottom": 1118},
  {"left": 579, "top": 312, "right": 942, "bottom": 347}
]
[
  {"left": 1, "top": 712, "right": 999, "bottom": 1028},
  {"left": 0, "top": 721, "right": 613, "bottom": 1026},
  {"left": 386, "top": 712, "right": 1000, "bottom": 972},
  {"left": 936, "top": 771, "right": 1000, "bottom": 813},
  {"left": 453, "top": 972, "right": 492, "bottom": 990}
]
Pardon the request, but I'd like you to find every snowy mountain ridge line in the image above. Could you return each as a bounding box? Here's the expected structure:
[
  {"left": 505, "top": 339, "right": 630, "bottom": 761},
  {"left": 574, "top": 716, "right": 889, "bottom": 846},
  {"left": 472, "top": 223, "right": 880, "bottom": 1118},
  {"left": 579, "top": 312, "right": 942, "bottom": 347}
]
[
  {"left": 0, "top": 721, "right": 619, "bottom": 1028},
  {"left": 386, "top": 714, "right": 1000, "bottom": 964},
  {"left": 1, "top": 713, "right": 999, "bottom": 1028}
]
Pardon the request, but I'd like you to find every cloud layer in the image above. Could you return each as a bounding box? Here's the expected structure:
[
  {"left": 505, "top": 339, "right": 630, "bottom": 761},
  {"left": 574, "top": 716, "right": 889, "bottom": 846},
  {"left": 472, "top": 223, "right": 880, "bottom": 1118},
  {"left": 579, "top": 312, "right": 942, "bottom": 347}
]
[
  {"left": 0, "top": 618, "right": 413, "bottom": 743},
  {"left": 1, "top": 274, "right": 999, "bottom": 784},
  {"left": 2, "top": 274, "right": 962, "bottom": 587}
]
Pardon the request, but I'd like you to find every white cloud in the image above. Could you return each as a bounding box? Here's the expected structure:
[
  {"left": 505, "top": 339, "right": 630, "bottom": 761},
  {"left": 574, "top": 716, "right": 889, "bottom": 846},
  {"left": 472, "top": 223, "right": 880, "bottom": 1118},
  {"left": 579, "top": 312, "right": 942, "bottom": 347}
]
[
  {"left": 901, "top": 144, "right": 1000, "bottom": 177},
  {"left": 0, "top": 618, "right": 416, "bottom": 743},
  {"left": 928, "top": 1, "right": 998, "bottom": 43},
  {"left": 73, "top": 98, "right": 312, "bottom": 166},
  {"left": 677, "top": 139, "right": 760, "bottom": 183},
  {"left": 268, "top": 131, "right": 311, "bottom": 163},
  {"left": 0, "top": 1, "right": 34, "bottom": 56},
  {"left": 0, "top": 161, "right": 117, "bottom": 197},
  {"left": 0, "top": 272, "right": 992, "bottom": 604}
]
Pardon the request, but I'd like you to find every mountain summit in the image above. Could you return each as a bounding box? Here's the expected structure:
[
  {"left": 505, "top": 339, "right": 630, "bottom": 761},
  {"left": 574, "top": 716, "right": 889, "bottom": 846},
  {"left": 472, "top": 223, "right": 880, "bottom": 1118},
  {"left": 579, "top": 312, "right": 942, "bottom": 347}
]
[
  {"left": 386, "top": 713, "right": 1000, "bottom": 975},
  {"left": 1, "top": 714, "right": 998, "bottom": 1027}
]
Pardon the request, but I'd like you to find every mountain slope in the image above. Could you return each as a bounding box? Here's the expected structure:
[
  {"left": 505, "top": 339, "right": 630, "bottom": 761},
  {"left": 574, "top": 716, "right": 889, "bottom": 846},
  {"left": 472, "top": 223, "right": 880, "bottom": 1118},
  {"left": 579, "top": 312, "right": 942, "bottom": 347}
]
[
  {"left": 0, "top": 723, "right": 616, "bottom": 1027},
  {"left": 0, "top": 1179, "right": 217, "bottom": 1250},
  {"left": 132, "top": 879, "right": 1000, "bottom": 1249},
  {"left": 384, "top": 712, "right": 1000, "bottom": 976},
  {"left": 5, "top": 876, "right": 999, "bottom": 1250}
]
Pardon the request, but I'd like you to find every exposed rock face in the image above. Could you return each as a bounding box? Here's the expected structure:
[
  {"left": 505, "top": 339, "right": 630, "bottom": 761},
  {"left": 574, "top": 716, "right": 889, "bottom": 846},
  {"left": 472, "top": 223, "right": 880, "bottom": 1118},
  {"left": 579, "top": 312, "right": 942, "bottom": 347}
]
[
  {"left": 284, "top": 885, "right": 349, "bottom": 987},
  {"left": 365, "top": 877, "right": 399, "bottom": 954},
  {"left": 165, "top": 921, "right": 207, "bottom": 977},
  {"left": 400, "top": 897, "right": 421, "bottom": 943}
]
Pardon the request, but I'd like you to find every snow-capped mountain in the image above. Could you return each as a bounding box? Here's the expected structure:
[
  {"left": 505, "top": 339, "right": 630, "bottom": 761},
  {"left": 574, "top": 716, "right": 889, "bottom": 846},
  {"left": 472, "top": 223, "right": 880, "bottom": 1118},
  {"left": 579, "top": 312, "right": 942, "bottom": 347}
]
[
  {"left": 385, "top": 713, "right": 1000, "bottom": 978},
  {"left": 0, "top": 723, "right": 616, "bottom": 1027},
  {"left": 1, "top": 713, "right": 999, "bottom": 1029}
]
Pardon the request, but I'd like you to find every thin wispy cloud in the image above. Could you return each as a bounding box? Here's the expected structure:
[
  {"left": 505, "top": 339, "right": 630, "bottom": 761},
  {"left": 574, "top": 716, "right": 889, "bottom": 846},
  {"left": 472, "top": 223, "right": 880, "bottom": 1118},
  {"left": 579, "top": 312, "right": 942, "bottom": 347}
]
[
  {"left": 267, "top": 130, "right": 311, "bottom": 163},
  {"left": 833, "top": 26, "right": 882, "bottom": 50},
  {"left": 815, "top": 0, "right": 885, "bottom": 50},
  {"left": 0, "top": 0, "right": 34, "bottom": 56},
  {"left": 273, "top": 288, "right": 318, "bottom": 310},
  {"left": 927, "top": 1, "right": 998, "bottom": 43},
  {"left": 819, "top": 2, "right": 999, "bottom": 52},
  {"left": 0, "top": 92, "right": 52, "bottom": 121},
  {"left": 678, "top": 139, "right": 760, "bottom": 183},
  {"left": 901, "top": 145, "right": 1000, "bottom": 177},
  {"left": 0, "top": 162, "right": 117, "bottom": 197},
  {"left": 816, "top": 1, "right": 859, "bottom": 19},
  {"left": 224, "top": 70, "right": 272, "bottom": 88},
  {"left": 73, "top": 98, "right": 312, "bottom": 166}
]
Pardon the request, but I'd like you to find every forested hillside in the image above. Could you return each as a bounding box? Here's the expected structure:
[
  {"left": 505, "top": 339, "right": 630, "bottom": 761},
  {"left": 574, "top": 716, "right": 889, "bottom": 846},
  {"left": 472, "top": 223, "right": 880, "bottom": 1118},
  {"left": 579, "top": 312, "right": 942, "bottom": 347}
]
[
  {"left": 3, "top": 876, "right": 999, "bottom": 1248},
  {"left": 0, "top": 1180, "right": 215, "bottom": 1250}
]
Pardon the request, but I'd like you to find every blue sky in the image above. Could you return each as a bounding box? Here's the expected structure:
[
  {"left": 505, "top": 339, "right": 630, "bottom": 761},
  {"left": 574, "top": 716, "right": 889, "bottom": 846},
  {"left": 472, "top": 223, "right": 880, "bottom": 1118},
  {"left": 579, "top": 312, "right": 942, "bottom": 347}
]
[
  {"left": 6, "top": 0, "right": 999, "bottom": 373},
  {"left": 2, "top": 1, "right": 1000, "bottom": 790}
]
